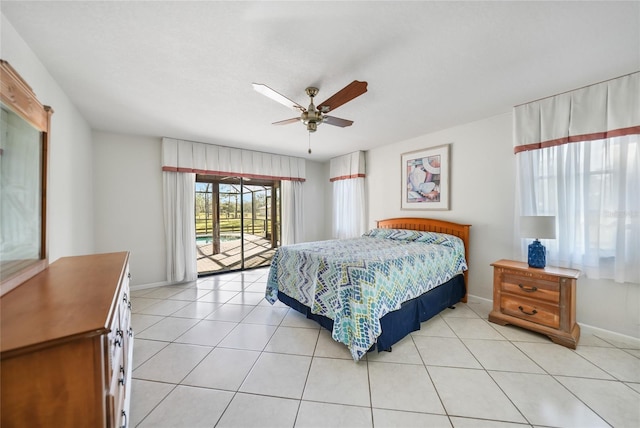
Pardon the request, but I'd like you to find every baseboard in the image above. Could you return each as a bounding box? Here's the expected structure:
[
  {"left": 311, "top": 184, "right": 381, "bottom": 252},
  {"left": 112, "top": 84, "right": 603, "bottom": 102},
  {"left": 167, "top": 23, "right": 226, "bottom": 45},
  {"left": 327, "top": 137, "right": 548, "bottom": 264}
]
[
  {"left": 467, "top": 294, "right": 640, "bottom": 346},
  {"left": 467, "top": 294, "right": 491, "bottom": 304},
  {"left": 130, "top": 280, "right": 186, "bottom": 291},
  {"left": 578, "top": 323, "right": 640, "bottom": 346}
]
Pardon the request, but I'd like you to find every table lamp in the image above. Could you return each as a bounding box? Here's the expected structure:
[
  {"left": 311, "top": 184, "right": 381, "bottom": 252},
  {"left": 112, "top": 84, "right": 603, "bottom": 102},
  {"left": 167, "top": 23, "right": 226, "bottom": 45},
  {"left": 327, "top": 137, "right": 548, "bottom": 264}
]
[{"left": 520, "top": 216, "right": 556, "bottom": 268}]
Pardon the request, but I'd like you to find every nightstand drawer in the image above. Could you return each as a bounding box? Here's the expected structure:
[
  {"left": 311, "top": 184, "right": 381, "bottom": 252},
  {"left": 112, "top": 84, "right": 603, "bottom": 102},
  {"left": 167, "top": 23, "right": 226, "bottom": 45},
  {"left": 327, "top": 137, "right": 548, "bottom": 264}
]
[
  {"left": 501, "top": 273, "right": 559, "bottom": 303},
  {"left": 501, "top": 295, "right": 560, "bottom": 328}
]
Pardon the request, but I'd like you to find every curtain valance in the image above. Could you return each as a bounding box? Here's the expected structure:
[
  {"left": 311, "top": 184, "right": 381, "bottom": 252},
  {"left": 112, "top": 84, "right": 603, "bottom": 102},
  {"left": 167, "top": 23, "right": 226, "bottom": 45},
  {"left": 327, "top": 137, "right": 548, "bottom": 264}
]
[
  {"left": 513, "top": 72, "right": 640, "bottom": 154},
  {"left": 162, "top": 138, "right": 306, "bottom": 181},
  {"left": 329, "top": 151, "right": 366, "bottom": 182}
]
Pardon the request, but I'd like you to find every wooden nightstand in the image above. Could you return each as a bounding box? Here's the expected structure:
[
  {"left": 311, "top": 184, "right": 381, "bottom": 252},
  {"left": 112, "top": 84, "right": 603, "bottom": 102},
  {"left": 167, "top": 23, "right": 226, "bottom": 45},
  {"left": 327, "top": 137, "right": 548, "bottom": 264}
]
[{"left": 488, "top": 259, "right": 581, "bottom": 349}]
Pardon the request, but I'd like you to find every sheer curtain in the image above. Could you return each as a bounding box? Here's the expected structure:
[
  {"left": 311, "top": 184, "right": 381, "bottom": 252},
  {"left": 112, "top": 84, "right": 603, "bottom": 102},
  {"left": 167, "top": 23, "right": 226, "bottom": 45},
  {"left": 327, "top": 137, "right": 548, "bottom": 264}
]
[
  {"left": 330, "top": 151, "right": 366, "bottom": 239},
  {"left": 163, "top": 171, "right": 197, "bottom": 283},
  {"left": 517, "top": 135, "right": 639, "bottom": 283},
  {"left": 515, "top": 72, "right": 639, "bottom": 284},
  {"left": 332, "top": 178, "right": 366, "bottom": 239},
  {"left": 281, "top": 180, "right": 304, "bottom": 245}
]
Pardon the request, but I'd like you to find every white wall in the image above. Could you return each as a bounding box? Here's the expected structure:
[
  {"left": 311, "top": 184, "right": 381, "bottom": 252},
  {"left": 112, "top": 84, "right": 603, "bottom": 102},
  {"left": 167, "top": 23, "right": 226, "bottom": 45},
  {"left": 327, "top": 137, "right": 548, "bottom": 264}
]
[
  {"left": 322, "top": 162, "right": 333, "bottom": 239},
  {"left": 92, "top": 131, "right": 329, "bottom": 285},
  {"left": 93, "top": 132, "right": 165, "bottom": 285},
  {"left": 577, "top": 277, "right": 639, "bottom": 339},
  {"left": 1, "top": 15, "right": 95, "bottom": 262},
  {"left": 367, "top": 113, "right": 515, "bottom": 303},
  {"left": 366, "top": 112, "right": 639, "bottom": 339},
  {"left": 299, "top": 159, "right": 330, "bottom": 243}
]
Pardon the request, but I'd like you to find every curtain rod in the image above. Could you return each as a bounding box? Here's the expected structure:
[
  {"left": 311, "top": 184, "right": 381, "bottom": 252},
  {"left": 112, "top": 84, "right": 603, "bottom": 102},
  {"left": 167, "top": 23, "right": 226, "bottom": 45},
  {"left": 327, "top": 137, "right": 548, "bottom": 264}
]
[{"left": 513, "top": 70, "right": 639, "bottom": 108}]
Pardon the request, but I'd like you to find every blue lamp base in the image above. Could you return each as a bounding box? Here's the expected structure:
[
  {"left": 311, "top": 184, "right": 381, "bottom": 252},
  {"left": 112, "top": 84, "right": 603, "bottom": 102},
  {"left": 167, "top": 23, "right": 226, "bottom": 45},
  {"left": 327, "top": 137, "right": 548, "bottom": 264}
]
[{"left": 528, "top": 239, "right": 546, "bottom": 268}]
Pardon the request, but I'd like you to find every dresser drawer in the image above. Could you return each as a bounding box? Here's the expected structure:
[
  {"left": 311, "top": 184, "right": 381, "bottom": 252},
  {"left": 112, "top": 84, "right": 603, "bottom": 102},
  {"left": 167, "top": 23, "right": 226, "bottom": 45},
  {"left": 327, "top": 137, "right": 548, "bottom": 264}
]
[
  {"left": 501, "top": 273, "right": 559, "bottom": 303},
  {"left": 501, "top": 295, "right": 560, "bottom": 328},
  {"left": 107, "top": 276, "right": 130, "bottom": 428},
  {"left": 107, "top": 363, "right": 126, "bottom": 428},
  {"left": 107, "top": 305, "right": 122, "bottom": 376}
]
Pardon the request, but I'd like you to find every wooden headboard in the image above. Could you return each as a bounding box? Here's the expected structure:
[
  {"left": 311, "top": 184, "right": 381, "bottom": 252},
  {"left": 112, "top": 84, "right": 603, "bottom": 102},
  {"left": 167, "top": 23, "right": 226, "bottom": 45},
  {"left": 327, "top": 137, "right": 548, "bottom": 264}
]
[{"left": 376, "top": 217, "right": 471, "bottom": 301}]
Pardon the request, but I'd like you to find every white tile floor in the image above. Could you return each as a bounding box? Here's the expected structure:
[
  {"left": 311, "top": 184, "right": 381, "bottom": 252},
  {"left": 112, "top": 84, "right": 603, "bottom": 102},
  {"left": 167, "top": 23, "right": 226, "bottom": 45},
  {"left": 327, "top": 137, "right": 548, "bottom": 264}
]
[{"left": 130, "top": 267, "right": 640, "bottom": 428}]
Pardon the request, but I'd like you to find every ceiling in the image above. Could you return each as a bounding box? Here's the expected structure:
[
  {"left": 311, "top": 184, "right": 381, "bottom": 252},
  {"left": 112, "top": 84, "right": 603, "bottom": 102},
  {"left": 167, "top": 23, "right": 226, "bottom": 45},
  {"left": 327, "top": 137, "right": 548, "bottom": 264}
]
[{"left": 2, "top": 1, "right": 639, "bottom": 161}]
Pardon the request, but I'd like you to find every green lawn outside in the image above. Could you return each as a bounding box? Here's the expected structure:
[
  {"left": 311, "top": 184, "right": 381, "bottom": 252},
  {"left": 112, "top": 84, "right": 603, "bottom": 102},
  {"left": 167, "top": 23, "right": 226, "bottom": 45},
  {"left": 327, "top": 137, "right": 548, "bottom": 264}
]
[{"left": 195, "top": 215, "right": 269, "bottom": 236}]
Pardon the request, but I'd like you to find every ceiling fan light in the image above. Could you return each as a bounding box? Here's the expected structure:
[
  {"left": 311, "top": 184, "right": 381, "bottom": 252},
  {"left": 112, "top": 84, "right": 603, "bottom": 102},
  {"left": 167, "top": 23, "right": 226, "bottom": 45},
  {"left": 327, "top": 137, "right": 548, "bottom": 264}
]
[{"left": 307, "top": 122, "right": 318, "bottom": 132}]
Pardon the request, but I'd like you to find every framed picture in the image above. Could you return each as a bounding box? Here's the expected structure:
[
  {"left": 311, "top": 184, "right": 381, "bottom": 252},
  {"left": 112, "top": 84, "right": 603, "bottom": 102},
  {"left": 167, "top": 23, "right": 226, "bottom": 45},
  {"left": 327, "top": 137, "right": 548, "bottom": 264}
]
[{"left": 401, "top": 144, "right": 450, "bottom": 210}]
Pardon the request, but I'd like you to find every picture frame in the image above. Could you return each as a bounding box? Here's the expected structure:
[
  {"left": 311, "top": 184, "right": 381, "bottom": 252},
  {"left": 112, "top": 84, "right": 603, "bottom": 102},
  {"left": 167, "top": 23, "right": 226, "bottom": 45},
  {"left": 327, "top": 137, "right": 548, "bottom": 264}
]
[{"left": 401, "top": 143, "right": 450, "bottom": 210}]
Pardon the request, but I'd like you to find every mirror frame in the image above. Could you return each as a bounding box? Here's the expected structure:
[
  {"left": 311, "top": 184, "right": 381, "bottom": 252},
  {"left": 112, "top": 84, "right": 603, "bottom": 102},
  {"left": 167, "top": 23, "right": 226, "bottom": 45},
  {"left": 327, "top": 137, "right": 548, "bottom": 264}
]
[{"left": 0, "top": 60, "right": 53, "bottom": 296}]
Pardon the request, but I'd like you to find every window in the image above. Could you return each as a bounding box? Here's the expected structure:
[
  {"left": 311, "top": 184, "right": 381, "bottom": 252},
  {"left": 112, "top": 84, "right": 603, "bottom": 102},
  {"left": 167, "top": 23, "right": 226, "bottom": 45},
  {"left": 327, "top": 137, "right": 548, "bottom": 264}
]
[
  {"left": 514, "top": 72, "right": 639, "bottom": 284},
  {"left": 517, "top": 134, "right": 639, "bottom": 283}
]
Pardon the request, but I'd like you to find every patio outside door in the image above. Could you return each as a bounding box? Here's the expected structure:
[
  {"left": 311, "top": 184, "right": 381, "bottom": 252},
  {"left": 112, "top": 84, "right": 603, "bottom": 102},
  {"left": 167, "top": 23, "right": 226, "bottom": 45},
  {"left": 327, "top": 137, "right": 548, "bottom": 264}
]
[{"left": 195, "top": 175, "right": 280, "bottom": 275}]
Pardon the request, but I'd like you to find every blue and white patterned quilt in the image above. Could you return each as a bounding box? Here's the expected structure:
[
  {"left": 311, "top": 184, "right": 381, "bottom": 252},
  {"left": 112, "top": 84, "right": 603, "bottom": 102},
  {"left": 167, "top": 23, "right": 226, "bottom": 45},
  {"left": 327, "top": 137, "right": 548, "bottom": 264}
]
[{"left": 265, "top": 228, "right": 468, "bottom": 360}]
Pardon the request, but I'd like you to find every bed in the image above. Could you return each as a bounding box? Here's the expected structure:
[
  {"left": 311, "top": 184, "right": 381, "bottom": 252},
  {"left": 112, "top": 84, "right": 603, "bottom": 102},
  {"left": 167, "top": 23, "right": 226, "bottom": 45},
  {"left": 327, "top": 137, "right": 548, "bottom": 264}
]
[{"left": 265, "top": 217, "right": 471, "bottom": 360}]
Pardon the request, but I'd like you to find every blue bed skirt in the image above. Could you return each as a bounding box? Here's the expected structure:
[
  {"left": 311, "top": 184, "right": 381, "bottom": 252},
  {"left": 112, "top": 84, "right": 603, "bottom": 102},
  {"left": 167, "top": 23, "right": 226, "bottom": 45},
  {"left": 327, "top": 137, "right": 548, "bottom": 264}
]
[{"left": 277, "top": 273, "right": 466, "bottom": 353}]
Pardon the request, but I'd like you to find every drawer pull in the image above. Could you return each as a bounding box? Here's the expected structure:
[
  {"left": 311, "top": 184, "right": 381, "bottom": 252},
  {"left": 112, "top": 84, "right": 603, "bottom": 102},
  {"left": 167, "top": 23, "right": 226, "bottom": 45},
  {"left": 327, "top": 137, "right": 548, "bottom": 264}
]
[
  {"left": 121, "top": 410, "right": 127, "bottom": 428},
  {"left": 518, "top": 306, "right": 538, "bottom": 316},
  {"left": 123, "top": 292, "right": 128, "bottom": 303},
  {"left": 118, "top": 366, "right": 126, "bottom": 386},
  {"left": 518, "top": 284, "right": 538, "bottom": 292},
  {"left": 128, "top": 327, "right": 134, "bottom": 338}
]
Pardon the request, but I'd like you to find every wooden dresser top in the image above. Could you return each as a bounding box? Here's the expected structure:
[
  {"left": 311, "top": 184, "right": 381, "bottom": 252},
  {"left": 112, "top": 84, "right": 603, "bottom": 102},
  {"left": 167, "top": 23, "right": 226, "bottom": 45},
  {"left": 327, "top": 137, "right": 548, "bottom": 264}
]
[{"left": 0, "top": 252, "right": 129, "bottom": 356}]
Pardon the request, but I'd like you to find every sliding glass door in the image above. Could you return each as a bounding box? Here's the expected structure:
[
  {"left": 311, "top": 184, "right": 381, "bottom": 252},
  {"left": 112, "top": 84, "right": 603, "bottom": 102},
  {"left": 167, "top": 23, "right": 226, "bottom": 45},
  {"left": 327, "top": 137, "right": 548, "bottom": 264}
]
[{"left": 195, "top": 175, "right": 279, "bottom": 275}]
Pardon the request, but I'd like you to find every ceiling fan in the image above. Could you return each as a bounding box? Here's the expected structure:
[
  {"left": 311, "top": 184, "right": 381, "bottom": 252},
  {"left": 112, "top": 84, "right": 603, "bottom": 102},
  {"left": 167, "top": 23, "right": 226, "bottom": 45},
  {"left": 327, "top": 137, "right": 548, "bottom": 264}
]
[{"left": 252, "top": 80, "right": 368, "bottom": 133}]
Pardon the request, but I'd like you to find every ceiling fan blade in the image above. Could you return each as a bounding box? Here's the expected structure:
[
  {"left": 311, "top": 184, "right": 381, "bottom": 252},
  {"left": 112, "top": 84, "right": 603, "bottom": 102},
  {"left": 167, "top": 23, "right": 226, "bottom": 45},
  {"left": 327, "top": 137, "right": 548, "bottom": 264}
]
[
  {"left": 272, "top": 117, "right": 300, "bottom": 125},
  {"left": 318, "top": 80, "right": 368, "bottom": 113},
  {"left": 323, "top": 116, "right": 354, "bottom": 127},
  {"left": 252, "top": 83, "right": 305, "bottom": 112}
]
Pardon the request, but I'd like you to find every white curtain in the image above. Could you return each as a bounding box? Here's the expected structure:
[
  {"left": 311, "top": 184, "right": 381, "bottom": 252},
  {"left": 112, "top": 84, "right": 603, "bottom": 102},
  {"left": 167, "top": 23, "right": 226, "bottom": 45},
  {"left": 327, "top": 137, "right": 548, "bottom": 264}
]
[
  {"left": 332, "top": 177, "right": 366, "bottom": 239},
  {"left": 163, "top": 171, "right": 197, "bottom": 283},
  {"left": 516, "top": 135, "right": 639, "bottom": 283},
  {"left": 330, "top": 151, "right": 366, "bottom": 239},
  {"left": 161, "top": 137, "right": 306, "bottom": 181},
  {"left": 515, "top": 72, "right": 639, "bottom": 284},
  {"left": 281, "top": 180, "right": 304, "bottom": 245}
]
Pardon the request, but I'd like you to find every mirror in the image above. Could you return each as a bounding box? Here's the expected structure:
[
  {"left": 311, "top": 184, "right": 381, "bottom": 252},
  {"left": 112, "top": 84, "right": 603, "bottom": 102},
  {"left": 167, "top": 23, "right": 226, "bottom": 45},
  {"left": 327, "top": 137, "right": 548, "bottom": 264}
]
[{"left": 0, "top": 60, "right": 53, "bottom": 296}]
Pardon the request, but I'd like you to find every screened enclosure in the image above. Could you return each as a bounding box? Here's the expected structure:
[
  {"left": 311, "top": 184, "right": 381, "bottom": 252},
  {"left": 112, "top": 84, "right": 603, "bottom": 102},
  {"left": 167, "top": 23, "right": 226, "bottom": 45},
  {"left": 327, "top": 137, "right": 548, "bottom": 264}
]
[{"left": 195, "top": 175, "right": 280, "bottom": 274}]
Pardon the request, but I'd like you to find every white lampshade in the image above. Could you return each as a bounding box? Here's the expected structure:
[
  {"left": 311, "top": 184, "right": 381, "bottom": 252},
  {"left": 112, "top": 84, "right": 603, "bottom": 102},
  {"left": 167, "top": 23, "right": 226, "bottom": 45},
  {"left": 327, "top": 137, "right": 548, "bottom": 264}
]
[{"left": 520, "top": 216, "right": 556, "bottom": 239}]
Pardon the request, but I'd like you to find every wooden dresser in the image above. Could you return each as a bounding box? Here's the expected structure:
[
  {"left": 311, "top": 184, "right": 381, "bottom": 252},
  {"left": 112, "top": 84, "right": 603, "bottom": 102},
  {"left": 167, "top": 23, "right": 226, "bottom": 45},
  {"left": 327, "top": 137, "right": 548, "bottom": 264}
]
[
  {"left": 1, "top": 252, "right": 133, "bottom": 427},
  {"left": 488, "top": 259, "right": 580, "bottom": 349}
]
